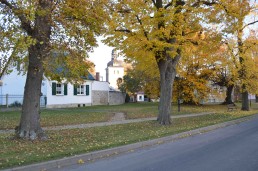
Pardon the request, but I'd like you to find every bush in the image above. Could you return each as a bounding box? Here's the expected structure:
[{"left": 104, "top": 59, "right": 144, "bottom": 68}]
[{"left": 9, "top": 101, "right": 22, "bottom": 107}]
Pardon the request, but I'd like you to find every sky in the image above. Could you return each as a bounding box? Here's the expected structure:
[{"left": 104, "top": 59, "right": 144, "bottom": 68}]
[{"left": 88, "top": 38, "right": 114, "bottom": 81}]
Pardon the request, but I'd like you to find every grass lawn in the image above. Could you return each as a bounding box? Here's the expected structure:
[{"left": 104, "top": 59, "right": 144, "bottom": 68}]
[
  {"left": 1, "top": 102, "right": 258, "bottom": 169},
  {"left": 1, "top": 102, "right": 249, "bottom": 130}
]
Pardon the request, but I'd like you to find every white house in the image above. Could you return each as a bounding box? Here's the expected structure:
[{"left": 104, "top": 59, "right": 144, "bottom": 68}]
[
  {"left": 137, "top": 92, "right": 145, "bottom": 102},
  {"left": 0, "top": 65, "right": 125, "bottom": 108},
  {"left": 45, "top": 78, "right": 93, "bottom": 108},
  {"left": 0, "top": 66, "right": 27, "bottom": 106}
]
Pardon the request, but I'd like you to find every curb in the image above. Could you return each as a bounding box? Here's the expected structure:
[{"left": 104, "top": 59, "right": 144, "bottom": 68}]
[{"left": 3, "top": 114, "right": 258, "bottom": 171}]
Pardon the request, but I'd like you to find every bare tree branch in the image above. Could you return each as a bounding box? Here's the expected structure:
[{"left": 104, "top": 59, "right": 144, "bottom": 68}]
[
  {"left": 191, "top": 0, "right": 217, "bottom": 7},
  {"left": 241, "top": 20, "right": 258, "bottom": 31},
  {"left": 152, "top": 0, "right": 156, "bottom": 7},
  {"left": 0, "top": 56, "right": 12, "bottom": 78},
  {"left": 135, "top": 15, "right": 149, "bottom": 40},
  {"left": 117, "top": 9, "right": 131, "bottom": 13},
  {"left": 115, "top": 29, "right": 131, "bottom": 33},
  {"left": 0, "top": 0, "right": 33, "bottom": 34},
  {"left": 224, "top": 41, "right": 239, "bottom": 69},
  {"left": 164, "top": 2, "right": 172, "bottom": 9},
  {"left": 165, "top": 0, "right": 186, "bottom": 9},
  {"left": 155, "top": 0, "right": 162, "bottom": 8}
]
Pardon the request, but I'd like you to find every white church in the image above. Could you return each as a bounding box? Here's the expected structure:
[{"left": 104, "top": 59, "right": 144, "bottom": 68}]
[
  {"left": 105, "top": 50, "right": 125, "bottom": 90},
  {"left": 105, "top": 50, "right": 146, "bottom": 102}
]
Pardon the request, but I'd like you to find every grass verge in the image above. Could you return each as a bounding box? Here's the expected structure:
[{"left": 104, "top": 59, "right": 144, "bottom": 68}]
[
  {"left": 1, "top": 102, "right": 249, "bottom": 130},
  {"left": 0, "top": 110, "right": 257, "bottom": 169}
]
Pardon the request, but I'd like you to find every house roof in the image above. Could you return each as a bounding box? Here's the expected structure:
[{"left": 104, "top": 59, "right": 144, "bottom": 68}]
[
  {"left": 55, "top": 67, "right": 95, "bottom": 81},
  {"left": 50, "top": 50, "right": 96, "bottom": 81},
  {"left": 107, "top": 58, "right": 123, "bottom": 67},
  {"left": 82, "top": 72, "right": 95, "bottom": 80}
]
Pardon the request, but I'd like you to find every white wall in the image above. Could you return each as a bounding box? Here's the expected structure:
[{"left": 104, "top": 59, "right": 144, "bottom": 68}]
[
  {"left": 0, "top": 68, "right": 117, "bottom": 108},
  {"left": 1, "top": 68, "right": 47, "bottom": 96},
  {"left": 92, "top": 81, "right": 109, "bottom": 91},
  {"left": 107, "top": 66, "right": 124, "bottom": 90},
  {"left": 46, "top": 80, "right": 93, "bottom": 108},
  {"left": 41, "top": 77, "right": 48, "bottom": 96},
  {"left": 0, "top": 68, "right": 26, "bottom": 105},
  {"left": 137, "top": 93, "right": 145, "bottom": 102},
  {"left": 1, "top": 69, "right": 26, "bottom": 95}
]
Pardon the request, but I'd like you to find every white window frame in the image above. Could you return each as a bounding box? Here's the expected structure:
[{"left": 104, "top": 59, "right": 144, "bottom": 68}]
[
  {"left": 77, "top": 85, "right": 85, "bottom": 95},
  {"left": 56, "top": 83, "right": 63, "bottom": 95}
]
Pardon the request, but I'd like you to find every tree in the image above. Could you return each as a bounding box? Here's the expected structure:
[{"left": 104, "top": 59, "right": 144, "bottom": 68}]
[
  {"left": 0, "top": 0, "right": 106, "bottom": 140},
  {"left": 119, "top": 69, "right": 142, "bottom": 97},
  {"left": 104, "top": 0, "right": 221, "bottom": 125},
  {"left": 135, "top": 57, "right": 160, "bottom": 100},
  {"left": 209, "top": 41, "right": 237, "bottom": 105},
  {"left": 119, "top": 61, "right": 160, "bottom": 101},
  {"left": 174, "top": 30, "right": 222, "bottom": 104},
  {"left": 220, "top": 0, "right": 258, "bottom": 110}
]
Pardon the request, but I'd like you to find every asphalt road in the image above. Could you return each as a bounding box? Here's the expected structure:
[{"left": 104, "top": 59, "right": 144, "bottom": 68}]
[{"left": 58, "top": 117, "right": 258, "bottom": 171}]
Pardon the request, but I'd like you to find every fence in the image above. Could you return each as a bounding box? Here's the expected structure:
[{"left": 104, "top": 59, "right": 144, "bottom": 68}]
[{"left": 0, "top": 94, "right": 46, "bottom": 108}]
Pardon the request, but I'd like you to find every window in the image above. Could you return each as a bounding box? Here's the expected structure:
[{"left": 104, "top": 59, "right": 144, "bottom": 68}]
[
  {"left": 117, "top": 70, "right": 119, "bottom": 74},
  {"left": 74, "top": 84, "right": 90, "bottom": 96},
  {"left": 77, "top": 85, "right": 85, "bottom": 95},
  {"left": 56, "top": 83, "right": 62, "bottom": 95},
  {"left": 52, "top": 82, "right": 67, "bottom": 95}
]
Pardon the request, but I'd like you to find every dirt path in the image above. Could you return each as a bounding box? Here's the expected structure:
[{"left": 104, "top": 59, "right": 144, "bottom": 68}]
[{"left": 110, "top": 112, "right": 126, "bottom": 121}]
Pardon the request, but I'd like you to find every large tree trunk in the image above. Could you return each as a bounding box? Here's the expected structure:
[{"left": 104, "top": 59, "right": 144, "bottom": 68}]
[
  {"left": 15, "top": 0, "right": 51, "bottom": 140},
  {"left": 15, "top": 48, "right": 46, "bottom": 140},
  {"left": 241, "top": 90, "right": 249, "bottom": 111},
  {"left": 223, "top": 84, "right": 234, "bottom": 104},
  {"left": 237, "top": 25, "right": 250, "bottom": 111},
  {"left": 157, "top": 54, "right": 179, "bottom": 125}
]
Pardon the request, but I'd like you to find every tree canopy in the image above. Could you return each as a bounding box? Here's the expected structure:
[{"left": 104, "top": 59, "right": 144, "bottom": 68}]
[
  {"left": 103, "top": 0, "right": 234, "bottom": 124},
  {"left": 0, "top": 0, "right": 107, "bottom": 140},
  {"left": 218, "top": 0, "right": 258, "bottom": 110},
  {"left": 0, "top": 0, "right": 107, "bottom": 81},
  {"left": 1, "top": 0, "right": 258, "bottom": 139}
]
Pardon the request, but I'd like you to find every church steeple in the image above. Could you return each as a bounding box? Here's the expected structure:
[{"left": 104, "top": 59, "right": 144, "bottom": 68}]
[{"left": 111, "top": 49, "right": 117, "bottom": 60}]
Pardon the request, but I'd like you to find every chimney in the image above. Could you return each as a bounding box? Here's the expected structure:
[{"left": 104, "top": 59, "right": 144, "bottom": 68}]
[{"left": 96, "top": 72, "right": 100, "bottom": 81}]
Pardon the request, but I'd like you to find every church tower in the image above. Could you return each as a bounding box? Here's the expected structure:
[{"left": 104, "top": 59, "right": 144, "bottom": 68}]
[{"left": 106, "top": 50, "right": 124, "bottom": 90}]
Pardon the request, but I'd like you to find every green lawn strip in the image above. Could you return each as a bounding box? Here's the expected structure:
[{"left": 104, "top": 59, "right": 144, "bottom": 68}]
[
  {"left": 1, "top": 103, "right": 257, "bottom": 129},
  {"left": 0, "top": 111, "right": 256, "bottom": 169},
  {"left": 0, "top": 108, "right": 115, "bottom": 130},
  {"left": 125, "top": 103, "right": 232, "bottom": 119},
  {"left": 1, "top": 103, "right": 153, "bottom": 129}
]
